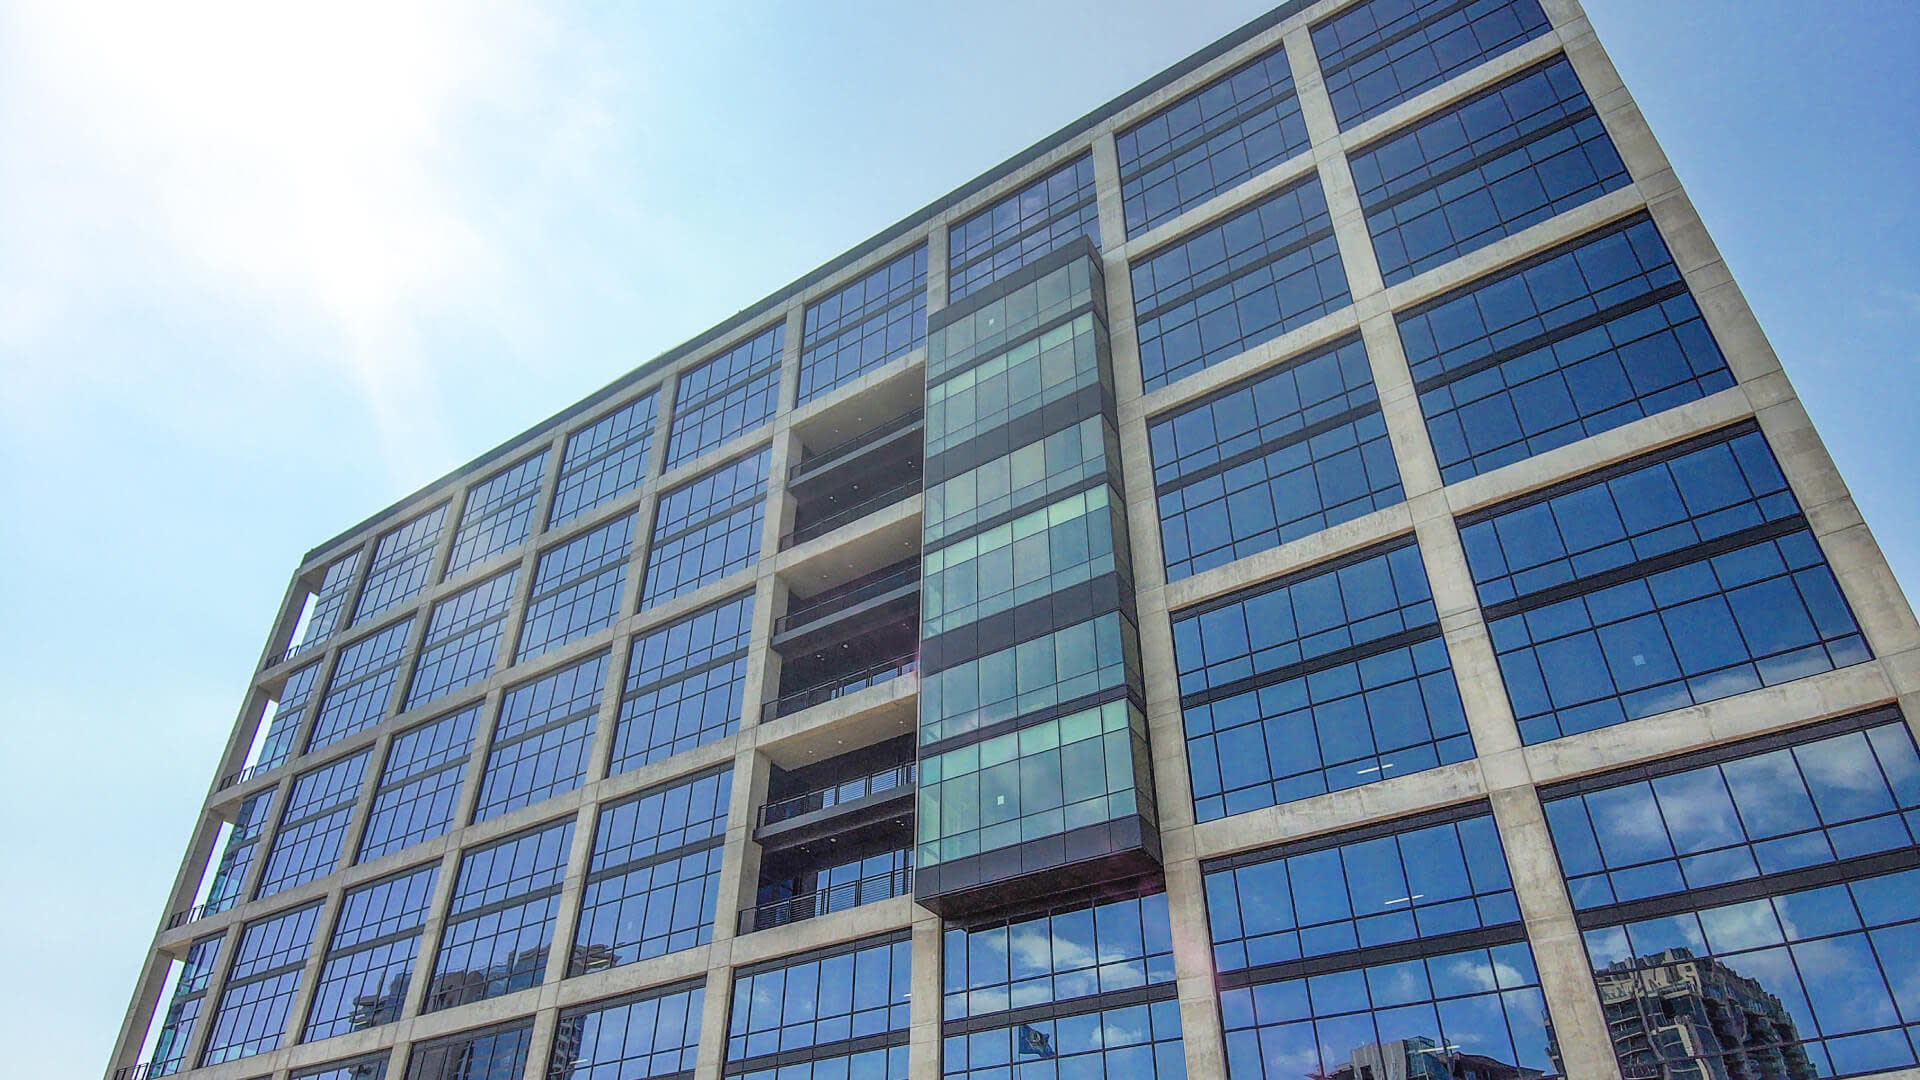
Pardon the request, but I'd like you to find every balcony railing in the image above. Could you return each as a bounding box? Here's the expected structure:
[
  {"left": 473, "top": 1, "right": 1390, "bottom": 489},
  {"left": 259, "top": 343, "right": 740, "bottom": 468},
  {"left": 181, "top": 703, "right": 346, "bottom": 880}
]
[
  {"left": 762, "top": 655, "right": 917, "bottom": 722},
  {"left": 260, "top": 635, "right": 321, "bottom": 673},
  {"left": 738, "top": 866, "right": 914, "bottom": 935},
  {"left": 790, "top": 408, "right": 924, "bottom": 481},
  {"left": 774, "top": 561, "right": 920, "bottom": 638},
  {"left": 780, "top": 475, "right": 922, "bottom": 550},
  {"left": 760, "top": 762, "right": 916, "bottom": 829},
  {"left": 216, "top": 759, "right": 276, "bottom": 792}
]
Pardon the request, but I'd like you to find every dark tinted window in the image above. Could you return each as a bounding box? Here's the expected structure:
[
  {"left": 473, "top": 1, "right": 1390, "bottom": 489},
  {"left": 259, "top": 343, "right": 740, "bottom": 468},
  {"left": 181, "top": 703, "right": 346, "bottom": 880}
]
[
  {"left": 1401, "top": 215, "right": 1734, "bottom": 482},
  {"left": 552, "top": 391, "right": 658, "bottom": 527},
  {"left": 1312, "top": 0, "right": 1552, "bottom": 127},
  {"left": 1461, "top": 428, "right": 1869, "bottom": 742},
  {"left": 665, "top": 324, "right": 783, "bottom": 468},
  {"left": 473, "top": 651, "right": 607, "bottom": 822},
  {"left": 612, "top": 592, "right": 753, "bottom": 772},
  {"left": 1149, "top": 336, "right": 1400, "bottom": 579},
  {"left": 1132, "top": 174, "right": 1349, "bottom": 390},
  {"left": 1115, "top": 43, "right": 1309, "bottom": 236},
  {"left": 1350, "top": 57, "right": 1629, "bottom": 284}
]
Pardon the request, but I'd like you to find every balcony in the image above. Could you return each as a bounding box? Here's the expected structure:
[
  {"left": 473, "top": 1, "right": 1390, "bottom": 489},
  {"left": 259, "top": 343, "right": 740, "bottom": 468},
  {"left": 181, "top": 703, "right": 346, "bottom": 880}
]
[
  {"left": 790, "top": 407, "right": 923, "bottom": 484},
  {"left": 737, "top": 865, "right": 913, "bottom": 935},
  {"left": 761, "top": 761, "right": 916, "bottom": 830},
  {"left": 781, "top": 474, "right": 921, "bottom": 550},
  {"left": 761, "top": 655, "right": 916, "bottom": 722},
  {"left": 782, "top": 401, "right": 922, "bottom": 551}
]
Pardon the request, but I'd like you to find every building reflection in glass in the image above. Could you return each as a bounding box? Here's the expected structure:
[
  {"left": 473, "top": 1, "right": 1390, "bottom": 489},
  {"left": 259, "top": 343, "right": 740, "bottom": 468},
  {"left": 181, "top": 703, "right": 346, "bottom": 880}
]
[
  {"left": 1583, "top": 867, "right": 1920, "bottom": 1079},
  {"left": 1592, "top": 949, "right": 1814, "bottom": 1080},
  {"left": 1322, "top": 1035, "right": 1546, "bottom": 1080}
]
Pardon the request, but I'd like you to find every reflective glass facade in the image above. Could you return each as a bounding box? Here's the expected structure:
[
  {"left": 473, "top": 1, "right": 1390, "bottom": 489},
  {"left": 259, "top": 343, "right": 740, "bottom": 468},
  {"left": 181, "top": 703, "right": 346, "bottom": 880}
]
[
  {"left": 425, "top": 820, "right": 574, "bottom": 1012},
  {"left": 1131, "top": 174, "right": 1349, "bottom": 390},
  {"left": 447, "top": 451, "right": 547, "bottom": 578},
  {"left": 310, "top": 617, "right": 415, "bottom": 752},
  {"left": 406, "top": 568, "right": 516, "bottom": 710},
  {"left": 553, "top": 982, "right": 705, "bottom": 1080},
  {"left": 799, "top": 244, "right": 929, "bottom": 404},
  {"left": 1172, "top": 541, "right": 1470, "bottom": 820},
  {"left": 257, "top": 749, "right": 371, "bottom": 899},
  {"left": 1115, "top": 43, "right": 1309, "bottom": 237},
  {"left": 726, "top": 934, "right": 911, "bottom": 1076},
  {"left": 202, "top": 903, "right": 323, "bottom": 1064},
  {"left": 1401, "top": 214, "right": 1734, "bottom": 482},
  {"left": 948, "top": 155, "right": 1099, "bottom": 304},
  {"left": 305, "top": 864, "right": 438, "bottom": 1041},
  {"left": 1351, "top": 57, "right": 1629, "bottom": 285},
  {"left": 516, "top": 515, "right": 633, "bottom": 663},
  {"left": 611, "top": 591, "right": 752, "bottom": 772},
  {"left": 551, "top": 391, "right": 657, "bottom": 528},
  {"left": 1461, "top": 425, "right": 1869, "bottom": 743},
  {"left": 573, "top": 768, "right": 731, "bottom": 974},
  {"left": 1148, "top": 335, "right": 1400, "bottom": 579},
  {"left": 123, "top": 8, "right": 1919, "bottom": 1080},
  {"left": 353, "top": 505, "right": 448, "bottom": 626},
  {"left": 665, "top": 325, "right": 784, "bottom": 469},
  {"left": 1312, "top": 0, "right": 1553, "bottom": 128},
  {"left": 358, "top": 705, "right": 478, "bottom": 863},
  {"left": 1205, "top": 809, "right": 1557, "bottom": 1080},
  {"left": 472, "top": 651, "right": 608, "bottom": 822},
  {"left": 641, "top": 449, "right": 769, "bottom": 608}
]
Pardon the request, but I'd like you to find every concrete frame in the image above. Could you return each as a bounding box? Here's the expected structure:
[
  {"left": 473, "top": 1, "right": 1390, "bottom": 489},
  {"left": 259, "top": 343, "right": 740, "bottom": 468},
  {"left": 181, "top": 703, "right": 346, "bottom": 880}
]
[{"left": 107, "top": 2, "right": 1920, "bottom": 1080}]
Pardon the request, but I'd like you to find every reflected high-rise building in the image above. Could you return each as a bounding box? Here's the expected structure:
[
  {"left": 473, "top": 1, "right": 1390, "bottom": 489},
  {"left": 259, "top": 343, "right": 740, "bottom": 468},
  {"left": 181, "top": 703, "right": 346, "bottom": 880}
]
[
  {"left": 1324, "top": 1037, "right": 1548, "bottom": 1080},
  {"left": 1594, "top": 950, "right": 1816, "bottom": 1080}
]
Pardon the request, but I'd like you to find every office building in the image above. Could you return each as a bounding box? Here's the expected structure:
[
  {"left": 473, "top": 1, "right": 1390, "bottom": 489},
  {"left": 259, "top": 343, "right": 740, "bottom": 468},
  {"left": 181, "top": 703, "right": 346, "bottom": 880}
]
[{"left": 108, "top": 1, "right": 1920, "bottom": 1078}]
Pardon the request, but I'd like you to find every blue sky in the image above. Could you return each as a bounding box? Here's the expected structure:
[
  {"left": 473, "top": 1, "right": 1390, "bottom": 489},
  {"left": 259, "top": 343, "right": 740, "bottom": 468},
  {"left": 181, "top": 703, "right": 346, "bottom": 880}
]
[{"left": 1, "top": 2, "right": 1914, "bottom": 1075}]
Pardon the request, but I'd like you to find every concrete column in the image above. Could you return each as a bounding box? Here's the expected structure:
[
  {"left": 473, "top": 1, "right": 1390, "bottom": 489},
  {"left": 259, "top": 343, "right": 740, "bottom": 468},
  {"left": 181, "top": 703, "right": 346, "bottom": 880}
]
[
  {"left": 400, "top": 847, "right": 467, "bottom": 1018},
  {"left": 338, "top": 728, "right": 397, "bottom": 868},
  {"left": 690, "top": 967, "right": 735, "bottom": 1080},
  {"left": 454, "top": 687, "right": 509, "bottom": 827},
  {"left": 1487, "top": 787, "right": 1622, "bottom": 1080},
  {"left": 279, "top": 879, "right": 351, "bottom": 1051},
  {"left": 539, "top": 802, "right": 602, "bottom": 987},
  {"left": 925, "top": 222, "right": 950, "bottom": 315},
  {"left": 530, "top": 425, "right": 572, "bottom": 545},
  {"left": 1166, "top": 857, "right": 1228, "bottom": 1080},
  {"left": 908, "top": 906, "right": 943, "bottom": 1078},
  {"left": 1090, "top": 131, "right": 1127, "bottom": 256}
]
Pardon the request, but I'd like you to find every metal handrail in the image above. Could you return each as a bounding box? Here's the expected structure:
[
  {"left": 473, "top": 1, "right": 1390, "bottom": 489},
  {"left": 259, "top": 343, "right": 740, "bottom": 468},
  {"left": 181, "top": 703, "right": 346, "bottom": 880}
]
[
  {"left": 790, "top": 408, "right": 924, "bottom": 480},
  {"left": 760, "top": 762, "right": 916, "bottom": 829},
  {"left": 774, "top": 561, "right": 920, "bottom": 637},
  {"left": 762, "top": 656, "right": 917, "bottom": 722},
  {"left": 779, "top": 475, "right": 922, "bottom": 550},
  {"left": 164, "top": 898, "right": 222, "bottom": 931},
  {"left": 216, "top": 759, "right": 277, "bottom": 792},
  {"left": 738, "top": 867, "right": 914, "bottom": 935}
]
